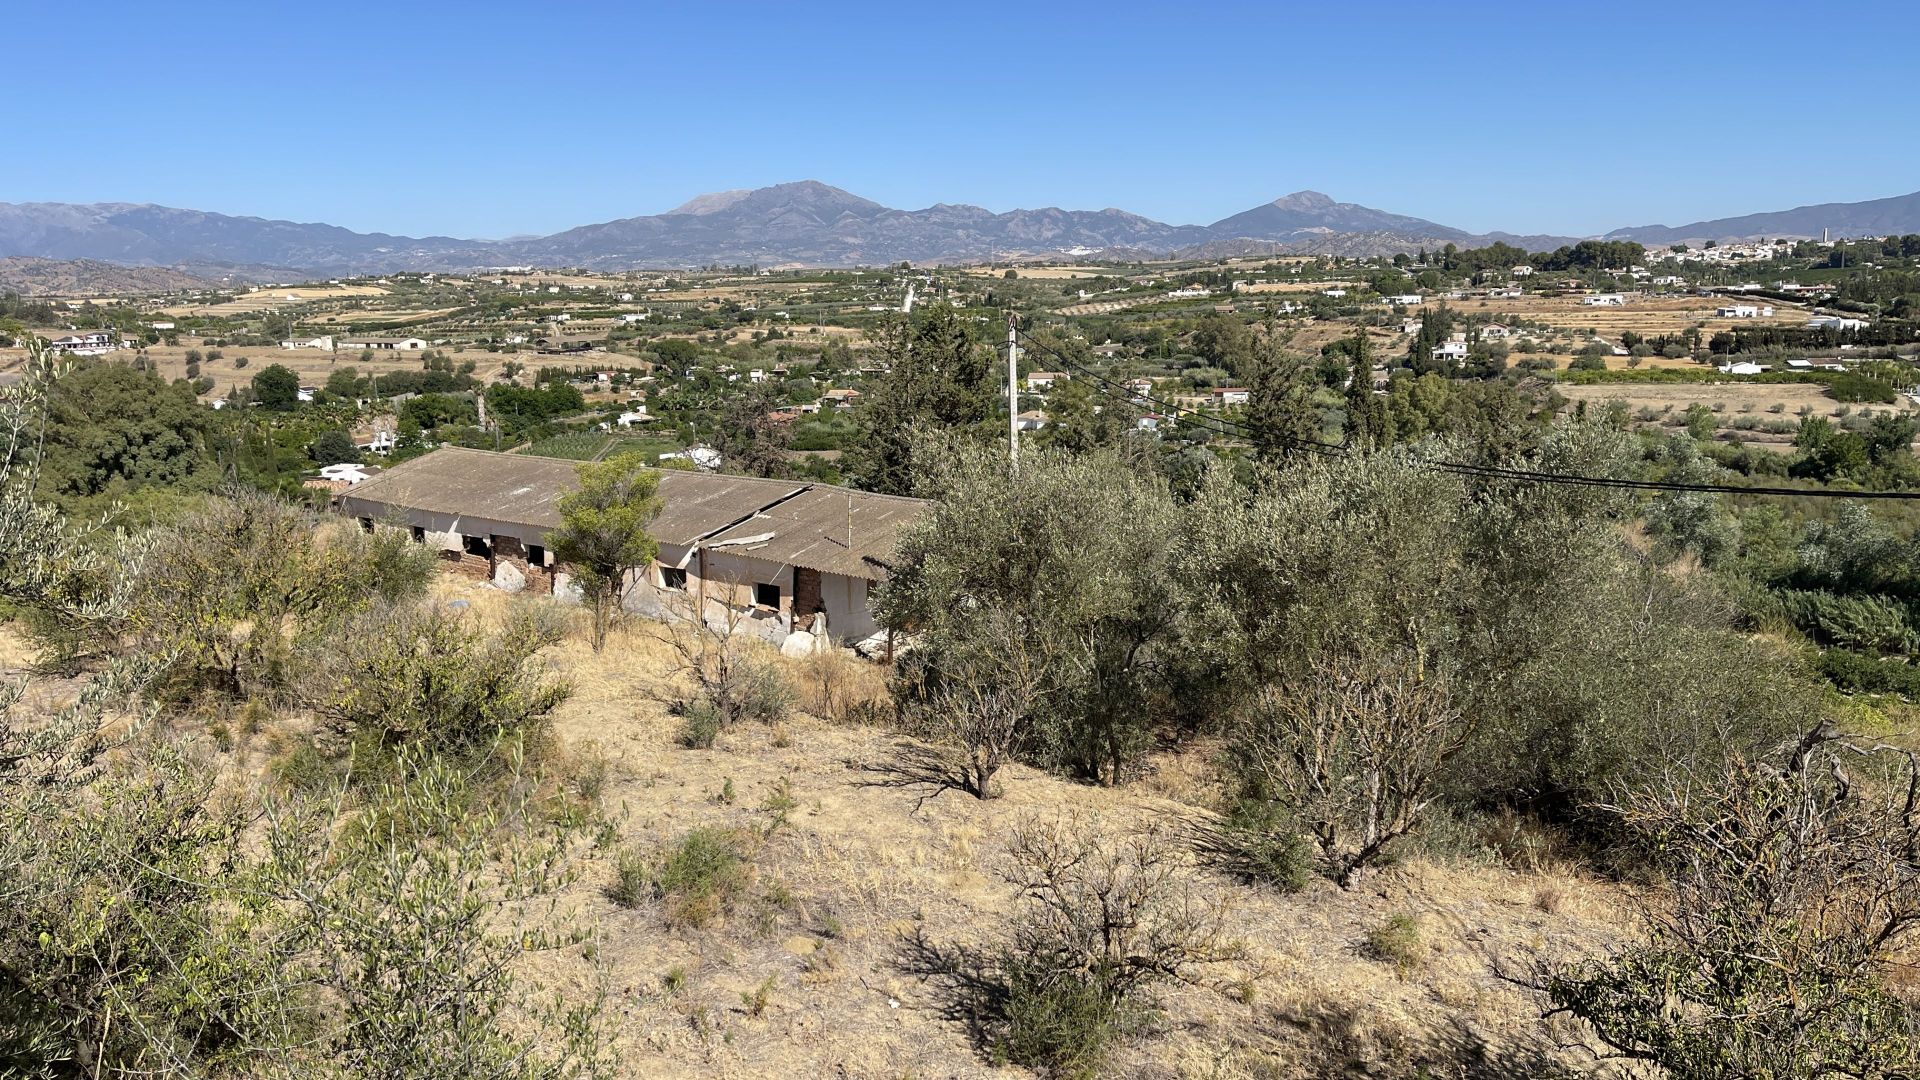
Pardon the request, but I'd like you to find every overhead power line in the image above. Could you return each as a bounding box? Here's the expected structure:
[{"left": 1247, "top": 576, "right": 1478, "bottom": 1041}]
[{"left": 1008, "top": 326, "right": 1920, "bottom": 501}]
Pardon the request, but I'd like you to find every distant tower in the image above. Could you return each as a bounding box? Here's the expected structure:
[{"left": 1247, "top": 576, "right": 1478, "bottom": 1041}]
[{"left": 1823, "top": 227, "right": 1830, "bottom": 244}]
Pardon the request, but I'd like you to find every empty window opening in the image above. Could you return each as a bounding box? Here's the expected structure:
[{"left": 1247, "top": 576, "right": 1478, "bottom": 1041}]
[
  {"left": 753, "top": 581, "right": 781, "bottom": 609},
  {"left": 661, "top": 566, "right": 688, "bottom": 591},
  {"left": 410, "top": 525, "right": 426, "bottom": 544},
  {"left": 528, "top": 543, "right": 546, "bottom": 567},
  {"left": 462, "top": 534, "right": 491, "bottom": 558}
]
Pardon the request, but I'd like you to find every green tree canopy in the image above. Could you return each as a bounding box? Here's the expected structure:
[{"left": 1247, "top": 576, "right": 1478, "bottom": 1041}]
[
  {"left": 250, "top": 363, "right": 300, "bottom": 410},
  {"left": 39, "top": 362, "right": 214, "bottom": 502}
]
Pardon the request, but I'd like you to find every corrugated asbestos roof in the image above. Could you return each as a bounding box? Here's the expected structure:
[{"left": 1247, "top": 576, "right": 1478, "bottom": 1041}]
[
  {"left": 702, "top": 485, "right": 924, "bottom": 580},
  {"left": 339, "top": 447, "right": 922, "bottom": 576}
]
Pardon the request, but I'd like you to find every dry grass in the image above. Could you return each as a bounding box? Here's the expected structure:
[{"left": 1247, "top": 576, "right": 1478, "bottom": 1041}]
[{"left": 373, "top": 574, "right": 1635, "bottom": 1078}]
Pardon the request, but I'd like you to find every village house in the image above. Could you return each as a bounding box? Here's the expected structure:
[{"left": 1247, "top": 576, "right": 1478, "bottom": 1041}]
[
  {"left": 281, "top": 335, "right": 336, "bottom": 351},
  {"left": 1016, "top": 410, "right": 1049, "bottom": 432},
  {"left": 1384, "top": 294, "right": 1423, "bottom": 306},
  {"left": 340, "top": 335, "right": 428, "bottom": 351},
  {"left": 1023, "top": 371, "right": 1066, "bottom": 391},
  {"left": 1481, "top": 323, "right": 1512, "bottom": 339},
  {"left": 1432, "top": 340, "right": 1470, "bottom": 363},
  {"left": 1808, "top": 316, "right": 1868, "bottom": 332},
  {"left": 1717, "top": 304, "right": 1774, "bottom": 318},
  {"left": 1212, "top": 387, "right": 1251, "bottom": 407},
  {"left": 822, "top": 388, "right": 862, "bottom": 409},
  {"left": 1123, "top": 377, "right": 1155, "bottom": 401},
  {"left": 47, "top": 332, "right": 117, "bottom": 356},
  {"left": 1583, "top": 294, "right": 1626, "bottom": 307},
  {"left": 336, "top": 447, "right": 924, "bottom": 650}
]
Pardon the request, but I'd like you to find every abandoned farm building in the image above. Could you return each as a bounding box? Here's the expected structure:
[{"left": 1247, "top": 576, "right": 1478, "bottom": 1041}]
[{"left": 336, "top": 447, "right": 924, "bottom": 648}]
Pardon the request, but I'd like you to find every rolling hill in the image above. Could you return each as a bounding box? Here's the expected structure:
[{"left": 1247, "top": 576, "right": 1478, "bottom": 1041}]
[{"left": 1604, "top": 189, "right": 1920, "bottom": 245}]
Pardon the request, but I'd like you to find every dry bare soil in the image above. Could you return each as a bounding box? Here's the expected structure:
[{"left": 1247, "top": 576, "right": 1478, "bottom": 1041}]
[{"left": 449, "top": 584, "right": 1625, "bottom": 1078}]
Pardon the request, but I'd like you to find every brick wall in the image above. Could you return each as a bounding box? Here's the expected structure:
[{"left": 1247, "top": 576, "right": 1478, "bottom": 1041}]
[{"left": 439, "top": 549, "right": 491, "bottom": 580}]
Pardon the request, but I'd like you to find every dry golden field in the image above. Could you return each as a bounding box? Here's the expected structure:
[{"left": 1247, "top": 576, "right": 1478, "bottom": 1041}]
[
  {"left": 411, "top": 583, "right": 1636, "bottom": 1077},
  {"left": 1456, "top": 294, "right": 1810, "bottom": 339},
  {"left": 159, "top": 283, "right": 389, "bottom": 317}
]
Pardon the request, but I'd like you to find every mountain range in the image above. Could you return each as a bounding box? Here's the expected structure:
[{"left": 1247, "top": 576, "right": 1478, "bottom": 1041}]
[{"left": 1, "top": 181, "right": 1915, "bottom": 279}]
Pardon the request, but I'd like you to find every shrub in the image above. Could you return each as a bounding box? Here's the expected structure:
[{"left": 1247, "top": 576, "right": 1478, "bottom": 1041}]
[
  {"left": 1188, "top": 799, "right": 1314, "bottom": 893},
  {"left": 662, "top": 603, "right": 792, "bottom": 735},
  {"left": 1549, "top": 732, "right": 1920, "bottom": 1077},
  {"left": 312, "top": 601, "right": 571, "bottom": 764},
  {"left": 123, "top": 494, "right": 435, "bottom": 702},
  {"left": 607, "top": 846, "right": 651, "bottom": 908},
  {"left": 991, "top": 820, "right": 1235, "bottom": 1078},
  {"left": 648, "top": 827, "right": 751, "bottom": 928},
  {"left": 1363, "top": 913, "right": 1424, "bottom": 973}
]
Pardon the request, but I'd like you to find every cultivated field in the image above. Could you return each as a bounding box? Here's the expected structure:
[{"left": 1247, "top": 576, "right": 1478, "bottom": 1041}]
[
  {"left": 159, "top": 283, "right": 389, "bottom": 317},
  {"left": 1458, "top": 294, "right": 1811, "bottom": 339}
]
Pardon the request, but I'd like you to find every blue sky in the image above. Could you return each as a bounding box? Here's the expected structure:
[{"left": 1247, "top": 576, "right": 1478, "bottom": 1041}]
[{"left": 10, "top": 0, "right": 1917, "bottom": 239}]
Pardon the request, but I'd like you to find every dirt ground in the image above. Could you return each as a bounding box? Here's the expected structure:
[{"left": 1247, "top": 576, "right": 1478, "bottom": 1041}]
[
  {"left": 158, "top": 283, "right": 389, "bottom": 317},
  {"left": 1458, "top": 294, "right": 1810, "bottom": 339},
  {"left": 442, "top": 581, "right": 1630, "bottom": 1078},
  {"left": 1558, "top": 380, "right": 1910, "bottom": 418}
]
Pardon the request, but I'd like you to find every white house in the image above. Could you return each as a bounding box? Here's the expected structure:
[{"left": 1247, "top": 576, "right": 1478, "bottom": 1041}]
[
  {"left": 340, "top": 336, "right": 427, "bottom": 351},
  {"left": 1016, "top": 410, "right": 1050, "bottom": 432},
  {"left": 1511, "top": 265, "right": 1534, "bottom": 277},
  {"left": 616, "top": 409, "right": 655, "bottom": 428},
  {"left": 1384, "top": 294, "right": 1423, "bottom": 306},
  {"left": 1024, "top": 371, "right": 1066, "bottom": 391},
  {"left": 1212, "top": 387, "right": 1251, "bottom": 407},
  {"left": 1136, "top": 413, "right": 1168, "bottom": 432},
  {"left": 1323, "top": 288, "right": 1348, "bottom": 298},
  {"left": 318, "top": 463, "right": 376, "bottom": 485},
  {"left": 281, "top": 335, "right": 336, "bottom": 351},
  {"left": 1432, "top": 340, "right": 1470, "bottom": 363},
  {"left": 1718, "top": 361, "right": 1767, "bottom": 375},
  {"left": 1123, "top": 378, "right": 1155, "bottom": 400},
  {"left": 47, "top": 332, "right": 116, "bottom": 356},
  {"left": 659, "top": 447, "right": 722, "bottom": 470},
  {"left": 1583, "top": 294, "right": 1626, "bottom": 307},
  {"left": 1717, "top": 305, "right": 1773, "bottom": 318},
  {"left": 147, "top": 321, "right": 175, "bottom": 331},
  {"left": 1481, "top": 323, "right": 1511, "bottom": 339},
  {"left": 1808, "top": 316, "right": 1868, "bottom": 331}
]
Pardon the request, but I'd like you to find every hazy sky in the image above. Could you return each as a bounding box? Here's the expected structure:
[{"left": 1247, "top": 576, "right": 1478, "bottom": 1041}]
[{"left": 11, "top": 0, "right": 1916, "bottom": 239}]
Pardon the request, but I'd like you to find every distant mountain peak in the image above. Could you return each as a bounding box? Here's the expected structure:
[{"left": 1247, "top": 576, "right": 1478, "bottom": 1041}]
[
  {"left": 1271, "top": 190, "right": 1336, "bottom": 209},
  {"left": 668, "top": 189, "right": 753, "bottom": 215}
]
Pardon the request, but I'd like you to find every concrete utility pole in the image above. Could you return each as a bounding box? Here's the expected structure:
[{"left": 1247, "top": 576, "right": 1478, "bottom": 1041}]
[{"left": 1007, "top": 312, "right": 1020, "bottom": 468}]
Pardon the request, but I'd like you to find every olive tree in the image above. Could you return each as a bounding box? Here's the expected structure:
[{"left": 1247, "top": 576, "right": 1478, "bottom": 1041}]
[
  {"left": 877, "top": 441, "right": 1181, "bottom": 787},
  {"left": 549, "top": 452, "right": 661, "bottom": 652},
  {"left": 1550, "top": 727, "right": 1920, "bottom": 1078}
]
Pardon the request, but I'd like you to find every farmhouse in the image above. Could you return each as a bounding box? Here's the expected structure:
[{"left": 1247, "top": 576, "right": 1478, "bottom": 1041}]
[
  {"left": 1016, "top": 410, "right": 1050, "bottom": 431},
  {"left": 1808, "top": 316, "right": 1869, "bottom": 331},
  {"left": 1384, "top": 294, "right": 1423, "bottom": 306},
  {"left": 1212, "top": 387, "right": 1251, "bottom": 407},
  {"left": 1432, "top": 340, "right": 1469, "bottom": 363},
  {"left": 281, "top": 335, "right": 336, "bottom": 351},
  {"left": 1583, "top": 294, "right": 1626, "bottom": 307},
  {"left": 1717, "top": 304, "right": 1774, "bottom": 318},
  {"left": 1024, "top": 371, "right": 1066, "bottom": 391},
  {"left": 340, "top": 335, "right": 428, "bottom": 351},
  {"left": 336, "top": 447, "right": 925, "bottom": 649},
  {"left": 47, "top": 332, "right": 116, "bottom": 356}
]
